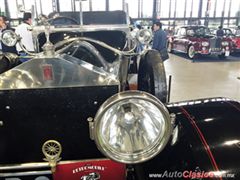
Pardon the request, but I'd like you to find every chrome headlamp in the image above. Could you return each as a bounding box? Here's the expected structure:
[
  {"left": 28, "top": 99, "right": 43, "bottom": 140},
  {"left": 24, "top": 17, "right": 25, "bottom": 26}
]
[
  {"left": 201, "top": 41, "right": 209, "bottom": 46},
  {"left": 221, "top": 41, "right": 229, "bottom": 46},
  {"left": 136, "top": 29, "right": 152, "bottom": 45},
  {"left": 1, "top": 30, "right": 19, "bottom": 47},
  {"left": 92, "top": 91, "right": 172, "bottom": 164}
]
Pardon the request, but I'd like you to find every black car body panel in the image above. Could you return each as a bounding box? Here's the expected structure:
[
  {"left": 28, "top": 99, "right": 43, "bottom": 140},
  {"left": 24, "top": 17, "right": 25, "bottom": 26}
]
[
  {"left": 139, "top": 98, "right": 240, "bottom": 179},
  {"left": 0, "top": 86, "right": 118, "bottom": 164}
]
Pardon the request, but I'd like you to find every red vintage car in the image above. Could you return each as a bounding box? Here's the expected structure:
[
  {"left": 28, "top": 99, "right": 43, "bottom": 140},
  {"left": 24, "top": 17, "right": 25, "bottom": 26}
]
[
  {"left": 220, "top": 28, "right": 240, "bottom": 53},
  {"left": 168, "top": 26, "right": 233, "bottom": 59}
]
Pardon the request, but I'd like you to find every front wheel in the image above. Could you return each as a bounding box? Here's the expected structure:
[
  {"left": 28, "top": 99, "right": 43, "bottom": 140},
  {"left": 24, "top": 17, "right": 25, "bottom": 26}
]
[
  {"left": 138, "top": 50, "right": 167, "bottom": 103},
  {"left": 187, "top": 45, "right": 195, "bottom": 59}
]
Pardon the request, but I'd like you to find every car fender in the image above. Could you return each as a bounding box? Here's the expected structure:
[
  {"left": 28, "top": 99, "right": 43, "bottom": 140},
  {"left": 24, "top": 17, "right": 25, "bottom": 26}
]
[{"left": 135, "top": 98, "right": 240, "bottom": 179}]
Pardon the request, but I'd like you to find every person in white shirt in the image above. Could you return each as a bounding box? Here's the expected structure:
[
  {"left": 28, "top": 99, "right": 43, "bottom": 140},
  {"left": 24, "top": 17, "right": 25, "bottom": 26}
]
[{"left": 15, "top": 12, "right": 34, "bottom": 53}]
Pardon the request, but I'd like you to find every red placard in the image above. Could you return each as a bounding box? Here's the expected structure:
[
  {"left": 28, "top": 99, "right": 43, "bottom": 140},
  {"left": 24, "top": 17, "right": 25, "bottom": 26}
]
[
  {"left": 42, "top": 64, "right": 54, "bottom": 81},
  {"left": 53, "top": 159, "right": 126, "bottom": 180}
]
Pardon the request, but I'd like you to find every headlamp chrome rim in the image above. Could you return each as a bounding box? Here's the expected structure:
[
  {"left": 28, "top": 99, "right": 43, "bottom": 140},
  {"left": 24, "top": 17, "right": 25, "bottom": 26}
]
[
  {"left": 221, "top": 41, "right": 229, "bottom": 46},
  {"left": 1, "top": 30, "right": 19, "bottom": 47},
  {"left": 201, "top": 41, "right": 209, "bottom": 46},
  {"left": 136, "top": 29, "right": 152, "bottom": 45},
  {"left": 93, "top": 90, "right": 172, "bottom": 164}
]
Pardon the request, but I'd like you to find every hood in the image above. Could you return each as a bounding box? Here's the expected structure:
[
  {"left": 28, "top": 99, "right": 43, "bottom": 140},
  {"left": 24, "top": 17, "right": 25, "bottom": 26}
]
[{"left": 0, "top": 54, "right": 119, "bottom": 90}]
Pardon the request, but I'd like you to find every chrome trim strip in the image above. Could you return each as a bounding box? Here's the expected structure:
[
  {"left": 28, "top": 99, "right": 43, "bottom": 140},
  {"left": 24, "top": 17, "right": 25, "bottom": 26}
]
[
  {"left": 166, "top": 97, "right": 233, "bottom": 107},
  {"left": 32, "top": 24, "right": 130, "bottom": 37},
  {"left": 0, "top": 158, "right": 110, "bottom": 171},
  {"left": 0, "top": 163, "right": 50, "bottom": 171},
  {"left": 0, "top": 170, "right": 51, "bottom": 177}
]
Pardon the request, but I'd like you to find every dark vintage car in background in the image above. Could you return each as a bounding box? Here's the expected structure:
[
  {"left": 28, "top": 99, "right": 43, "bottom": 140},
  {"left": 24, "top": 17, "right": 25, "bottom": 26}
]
[
  {"left": 0, "top": 11, "right": 240, "bottom": 180},
  {"left": 211, "top": 28, "right": 240, "bottom": 53},
  {"left": 167, "top": 26, "right": 233, "bottom": 59}
]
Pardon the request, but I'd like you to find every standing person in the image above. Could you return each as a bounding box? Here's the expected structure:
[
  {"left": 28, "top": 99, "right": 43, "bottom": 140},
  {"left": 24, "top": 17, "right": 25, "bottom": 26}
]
[
  {"left": 0, "top": 15, "right": 17, "bottom": 54},
  {"left": 15, "top": 12, "right": 34, "bottom": 54},
  {"left": 152, "top": 22, "right": 168, "bottom": 61},
  {"left": 216, "top": 26, "right": 224, "bottom": 48},
  {"left": 152, "top": 22, "right": 167, "bottom": 52},
  {"left": 216, "top": 26, "right": 224, "bottom": 37}
]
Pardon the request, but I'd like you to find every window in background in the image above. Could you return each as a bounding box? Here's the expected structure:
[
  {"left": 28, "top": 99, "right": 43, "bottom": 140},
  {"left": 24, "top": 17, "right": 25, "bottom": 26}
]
[
  {"left": 109, "top": 0, "right": 123, "bottom": 11},
  {"left": 59, "top": 0, "right": 72, "bottom": 12},
  {"left": 192, "top": 0, "right": 199, "bottom": 17},
  {"left": 176, "top": 0, "right": 185, "bottom": 18},
  {"left": 41, "top": 0, "right": 53, "bottom": 16},
  {"left": 201, "top": 0, "right": 208, "bottom": 18},
  {"left": 74, "top": 0, "right": 90, "bottom": 12},
  {"left": 185, "top": 0, "right": 193, "bottom": 17},
  {"left": 82, "top": 0, "right": 90, "bottom": 11},
  {"left": 0, "top": 1, "right": 5, "bottom": 15},
  {"left": 142, "top": 0, "right": 153, "bottom": 18},
  {"left": 160, "top": 0, "right": 170, "bottom": 18},
  {"left": 92, "top": 0, "right": 105, "bottom": 11},
  {"left": 209, "top": 0, "right": 216, "bottom": 17},
  {"left": 170, "top": 0, "right": 176, "bottom": 18},
  {"left": 215, "top": 0, "right": 224, "bottom": 17},
  {"left": 126, "top": 0, "right": 138, "bottom": 18},
  {"left": 224, "top": 0, "right": 230, "bottom": 17},
  {"left": 230, "top": 0, "right": 239, "bottom": 17}
]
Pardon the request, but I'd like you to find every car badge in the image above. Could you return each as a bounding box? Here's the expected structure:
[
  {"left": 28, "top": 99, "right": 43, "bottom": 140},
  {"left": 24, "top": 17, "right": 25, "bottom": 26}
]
[
  {"left": 81, "top": 172, "right": 100, "bottom": 180},
  {"left": 42, "top": 64, "right": 54, "bottom": 81},
  {"left": 42, "top": 140, "right": 62, "bottom": 172}
]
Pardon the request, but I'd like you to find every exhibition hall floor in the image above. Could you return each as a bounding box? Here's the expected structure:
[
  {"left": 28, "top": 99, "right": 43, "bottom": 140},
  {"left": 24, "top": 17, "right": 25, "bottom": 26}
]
[{"left": 165, "top": 53, "right": 240, "bottom": 102}]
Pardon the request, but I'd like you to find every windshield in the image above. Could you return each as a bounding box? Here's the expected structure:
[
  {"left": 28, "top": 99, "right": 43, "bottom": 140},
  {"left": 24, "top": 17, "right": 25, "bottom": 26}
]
[
  {"left": 235, "top": 29, "right": 240, "bottom": 36},
  {"left": 194, "top": 27, "right": 211, "bottom": 36}
]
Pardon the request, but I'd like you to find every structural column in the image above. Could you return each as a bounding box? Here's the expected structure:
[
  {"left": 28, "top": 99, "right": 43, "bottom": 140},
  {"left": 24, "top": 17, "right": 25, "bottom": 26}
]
[
  {"left": 52, "top": 0, "right": 60, "bottom": 12},
  {"left": 204, "top": 0, "right": 211, "bottom": 26},
  {"left": 122, "top": 0, "right": 125, "bottom": 11},
  {"left": 227, "top": 0, "right": 232, "bottom": 26},
  {"left": 221, "top": 0, "right": 226, "bottom": 26},
  {"left": 4, "top": 0, "right": 10, "bottom": 17},
  {"left": 106, "top": 0, "right": 109, "bottom": 11},
  {"left": 168, "top": 0, "right": 172, "bottom": 26},
  {"left": 152, "top": 0, "right": 157, "bottom": 20},
  {"left": 198, "top": 0, "right": 203, "bottom": 25}
]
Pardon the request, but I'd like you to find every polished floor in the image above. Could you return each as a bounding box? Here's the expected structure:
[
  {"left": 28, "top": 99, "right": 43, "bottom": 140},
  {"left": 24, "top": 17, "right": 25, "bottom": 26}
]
[{"left": 164, "top": 53, "right": 240, "bottom": 102}]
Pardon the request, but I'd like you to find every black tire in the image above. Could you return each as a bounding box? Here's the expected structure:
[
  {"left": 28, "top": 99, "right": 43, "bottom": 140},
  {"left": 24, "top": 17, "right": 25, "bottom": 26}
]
[
  {"left": 218, "top": 53, "right": 226, "bottom": 59},
  {"left": 138, "top": 50, "right": 167, "bottom": 103},
  {"left": 187, "top": 45, "right": 195, "bottom": 59}
]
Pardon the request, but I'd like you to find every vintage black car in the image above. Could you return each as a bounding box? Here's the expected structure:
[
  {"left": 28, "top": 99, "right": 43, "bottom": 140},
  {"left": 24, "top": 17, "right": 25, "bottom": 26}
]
[{"left": 0, "top": 11, "right": 240, "bottom": 180}]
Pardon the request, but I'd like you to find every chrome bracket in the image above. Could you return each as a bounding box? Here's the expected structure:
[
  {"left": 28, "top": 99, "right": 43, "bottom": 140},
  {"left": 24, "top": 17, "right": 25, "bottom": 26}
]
[
  {"left": 170, "top": 113, "right": 176, "bottom": 125},
  {"left": 88, "top": 117, "right": 95, "bottom": 140}
]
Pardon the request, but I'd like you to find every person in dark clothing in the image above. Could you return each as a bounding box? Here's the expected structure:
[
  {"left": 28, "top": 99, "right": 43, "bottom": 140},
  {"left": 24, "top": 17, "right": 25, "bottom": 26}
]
[
  {"left": 152, "top": 22, "right": 167, "bottom": 51},
  {"left": 152, "top": 22, "right": 169, "bottom": 61},
  {"left": 0, "top": 15, "right": 17, "bottom": 54},
  {"left": 216, "top": 26, "right": 224, "bottom": 48},
  {"left": 216, "top": 26, "right": 224, "bottom": 37}
]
